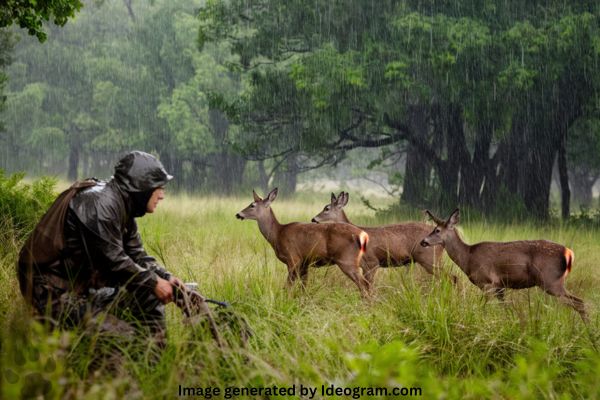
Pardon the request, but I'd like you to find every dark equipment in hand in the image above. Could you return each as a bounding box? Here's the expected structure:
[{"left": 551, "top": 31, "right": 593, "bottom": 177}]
[{"left": 173, "top": 283, "right": 252, "bottom": 348}]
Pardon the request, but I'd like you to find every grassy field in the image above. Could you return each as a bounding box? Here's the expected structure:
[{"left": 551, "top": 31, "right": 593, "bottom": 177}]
[{"left": 1, "top": 193, "right": 599, "bottom": 399}]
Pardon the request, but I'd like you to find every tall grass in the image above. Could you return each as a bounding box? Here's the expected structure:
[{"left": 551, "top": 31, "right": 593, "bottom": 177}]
[{"left": 1, "top": 192, "right": 599, "bottom": 399}]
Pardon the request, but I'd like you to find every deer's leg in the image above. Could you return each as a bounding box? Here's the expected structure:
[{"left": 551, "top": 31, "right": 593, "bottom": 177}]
[
  {"left": 361, "top": 256, "right": 379, "bottom": 294},
  {"left": 417, "top": 256, "right": 457, "bottom": 285},
  {"left": 494, "top": 287, "right": 506, "bottom": 301},
  {"left": 413, "top": 243, "right": 457, "bottom": 283},
  {"left": 337, "top": 262, "right": 370, "bottom": 298},
  {"left": 362, "top": 266, "right": 377, "bottom": 293},
  {"left": 286, "top": 262, "right": 301, "bottom": 288},
  {"left": 480, "top": 283, "right": 505, "bottom": 303},
  {"left": 299, "top": 263, "right": 310, "bottom": 289},
  {"left": 544, "top": 282, "right": 587, "bottom": 321},
  {"left": 562, "top": 293, "right": 587, "bottom": 321}
]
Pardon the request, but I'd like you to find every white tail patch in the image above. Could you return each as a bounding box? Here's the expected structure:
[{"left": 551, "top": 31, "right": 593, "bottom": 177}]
[
  {"left": 356, "top": 231, "right": 369, "bottom": 266},
  {"left": 564, "top": 248, "right": 574, "bottom": 278},
  {"left": 359, "top": 231, "right": 369, "bottom": 253}
]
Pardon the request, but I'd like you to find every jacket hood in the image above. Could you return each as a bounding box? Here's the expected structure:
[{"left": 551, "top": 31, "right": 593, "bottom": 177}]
[{"left": 113, "top": 151, "right": 173, "bottom": 193}]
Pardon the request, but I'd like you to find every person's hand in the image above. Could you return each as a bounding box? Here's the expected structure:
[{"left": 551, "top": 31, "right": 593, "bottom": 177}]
[
  {"left": 169, "top": 276, "right": 184, "bottom": 290},
  {"left": 154, "top": 277, "right": 174, "bottom": 304}
]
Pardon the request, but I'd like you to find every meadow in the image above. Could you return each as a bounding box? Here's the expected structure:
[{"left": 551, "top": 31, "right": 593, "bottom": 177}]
[{"left": 1, "top": 192, "right": 599, "bottom": 399}]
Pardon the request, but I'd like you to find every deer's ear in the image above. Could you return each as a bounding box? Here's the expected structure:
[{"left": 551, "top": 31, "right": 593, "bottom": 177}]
[
  {"left": 339, "top": 192, "right": 349, "bottom": 207},
  {"left": 252, "top": 190, "right": 262, "bottom": 202},
  {"left": 266, "top": 187, "right": 278, "bottom": 204},
  {"left": 331, "top": 192, "right": 337, "bottom": 204},
  {"left": 425, "top": 210, "right": 444, "bottom": 225},
  {"left": 448, "top": 208, "right": 460, "bottom": 226}
]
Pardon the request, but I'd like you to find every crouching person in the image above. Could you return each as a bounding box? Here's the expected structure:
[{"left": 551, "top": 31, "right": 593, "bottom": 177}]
[{"left": 17, "top": 150, "right": 184, "bottom": 345}]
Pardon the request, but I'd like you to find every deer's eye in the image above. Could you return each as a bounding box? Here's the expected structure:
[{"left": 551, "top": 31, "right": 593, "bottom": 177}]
[
  {"left": 325, "top": 206, "right": 330, "bottom": 211},
  {"left": 435, "top": 228, "right": 440, "bottom": 233},
  {"left": 250, "top": 203, "right": 256, "bottom": 208}
]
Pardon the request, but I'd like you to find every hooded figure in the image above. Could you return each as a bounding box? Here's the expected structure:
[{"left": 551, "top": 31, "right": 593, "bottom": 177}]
[{"left": 18, "top": 151, "right": 181, "bottom": 339}]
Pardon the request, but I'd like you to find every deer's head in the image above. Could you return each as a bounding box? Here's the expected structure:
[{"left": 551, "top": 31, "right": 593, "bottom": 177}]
[
  {"left": 311, "top": 191, "right": 348, "bottom": 223},
  {"left": 236, "top": 188, "right": 278, "bottom": 221},
  {"left": 421, "top": 208, "right": 460, "bottom": 247}
]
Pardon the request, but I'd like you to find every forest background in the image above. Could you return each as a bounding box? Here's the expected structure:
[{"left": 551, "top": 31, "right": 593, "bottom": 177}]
[
  {"left": 1, "top": 0, "right": 600, "bottom": 220},
  {"left": 1, "top": 2, "right": 600, "bottom": 399}
]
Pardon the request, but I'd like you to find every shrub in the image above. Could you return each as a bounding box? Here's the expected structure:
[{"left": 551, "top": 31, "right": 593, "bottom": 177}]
[{"left": 0, "top": 170, "right": 56, "bottom": 243}]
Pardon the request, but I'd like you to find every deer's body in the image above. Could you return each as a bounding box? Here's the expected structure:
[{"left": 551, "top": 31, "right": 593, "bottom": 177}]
[
  {"left": 311, "top": 192, "right": 445, "bottom": 283},
  {"left": 422, "top": 209, "right": 585, "bottom": 319},
  {"left": 261, "top": 209, "right": 367, "bottom": 268},
  {"left": 350, "top": 223, "right": 441, "bottom": 268},
  {"left": 237, "top": 189, "right": 370, "bottom": 296},
  {"left": 445, "top": 238, "right": 571, "bottom": 290}
]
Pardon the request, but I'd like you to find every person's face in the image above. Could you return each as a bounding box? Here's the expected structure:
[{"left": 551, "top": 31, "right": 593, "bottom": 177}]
[{"left": 146, "top": 187, "right": 165, "bottom": 213}]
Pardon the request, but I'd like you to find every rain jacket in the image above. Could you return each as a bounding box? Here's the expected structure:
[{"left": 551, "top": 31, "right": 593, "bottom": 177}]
[{"left": 19, "top": 151, "right": 174, "bottom": 296}]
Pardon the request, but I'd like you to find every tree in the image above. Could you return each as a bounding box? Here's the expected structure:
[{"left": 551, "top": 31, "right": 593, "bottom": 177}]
[
  {"left": 199, "top": 0, "right": 600, "bottom": 218},
  {"left": 0, "top": 30, "right": 15, "bottom": 151},
  {"left": 568, "top": 117, "right": 600, "bottom": 208},
  {"left": 2, "top": 0, "right": 248, "bottom": 193},
  {"left": 0, "top": 0, "right": 83, "bottom": 42},
  {"left": 0, "top": 0, "right": 81, "bottom": 168}
]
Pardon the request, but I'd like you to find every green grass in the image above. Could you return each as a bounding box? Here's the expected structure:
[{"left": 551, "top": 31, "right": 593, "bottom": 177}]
[{"left": 1, "top": 194, "right": 599, "bottom": 399}]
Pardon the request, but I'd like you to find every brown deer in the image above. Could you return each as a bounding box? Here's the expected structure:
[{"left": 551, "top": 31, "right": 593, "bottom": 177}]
[
  {"left": 311, "top": 192, "right": 447, "bottom": 285},
  {"left": 236, "top": 188, "right": 371, "bottom": 297},
  {"left": 421, "top": 209, "right": 586, "bottom": 319}
]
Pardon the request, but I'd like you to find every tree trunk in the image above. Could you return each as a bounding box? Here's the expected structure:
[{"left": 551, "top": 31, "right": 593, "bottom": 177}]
[
  {"left": 459, "top": 120, "right": 493, "bottom": 210},
  {"left": 207, "top": 108, "right": 246, "bottom": 194},
  {"left": 434, "top": 104, "right": 463, "bottom": 209},
  {"left": 68, "top": 142, "right": 80, "bottom": 181},
  {"left": 257, "top": 160, "right": 269, "bottom": 194},
  {"left": 273, "top": 154, "right": 298, "bottom": 196},
  {"left": 557, "top": 135, "right": 570, "bottom": 219},
  {"left": 520, "top": 133, "right": 557, "bottom": 220},
  {"left": 123, "top": 0, "right": 136, "bottom": 20},
  {"left": 81, "top": 151, "right": 89, "bottom": 178},
  {"left": 210, "top": 151, "right": 246, "bottom": 194},
  {"left": 569, "top": 170, "right": 597, "bottom": 208},
  {"left": 402, "top": 146, "right": 432, "bottom": 206},
  {"left": 160, "top": 152, "right": 183, "bottom": 191},
  {"left": 401, "top": 105, "right": 432, "bottom": 207}
]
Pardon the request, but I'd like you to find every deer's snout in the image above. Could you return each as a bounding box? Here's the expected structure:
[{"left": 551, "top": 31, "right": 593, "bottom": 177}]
[
  {"left": 311, "top": 218, "right": 319, "bottom": 223},
  {"left": 236, "top": 213, "right": 244, "bottom": 220},
  {"left": 420, "top": 239, "right": 430, "bottom": 247}
]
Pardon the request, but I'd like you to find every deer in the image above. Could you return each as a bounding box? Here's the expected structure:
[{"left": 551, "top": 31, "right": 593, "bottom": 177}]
[
  {"left": 420, "top": 208, "right": 586, "bottom": 320},
  {"left": 311, "top": 191, "right": 448, "bottom": 285},
  {"left": 236, "top": 188, "right": 371, "bottom": 297}
]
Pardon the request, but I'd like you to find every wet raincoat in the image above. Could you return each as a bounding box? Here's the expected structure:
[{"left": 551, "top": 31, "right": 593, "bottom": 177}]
[
  {"left": 18, "top": 151, "right": 174, "bottom": 333},
  {"left": 63, "top": 150, "right": 174, "bottom": 292}
]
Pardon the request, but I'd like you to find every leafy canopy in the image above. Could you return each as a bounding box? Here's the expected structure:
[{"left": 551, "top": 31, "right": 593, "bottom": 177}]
[{"left": 0, "top": 0, "right": 83, "bottom": 42}]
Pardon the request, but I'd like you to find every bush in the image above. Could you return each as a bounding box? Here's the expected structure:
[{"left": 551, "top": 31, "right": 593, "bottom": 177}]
[
  {"left": 567, "top": 206, "right": 600, "bottom": 229},
  {"left": 0, "top": 170, "right": 57, "bottom": 242}
]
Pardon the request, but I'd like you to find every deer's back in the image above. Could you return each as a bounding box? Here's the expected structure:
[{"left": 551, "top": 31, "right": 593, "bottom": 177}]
[
  {"left": 359, "top": 222, "right": 436, "bottom": 264},
  {"left": 276, "top": 222, "right": 363, "bottom": 261},
  {"left": 468, "top": 240, "right": 568, "bottom": 287}
]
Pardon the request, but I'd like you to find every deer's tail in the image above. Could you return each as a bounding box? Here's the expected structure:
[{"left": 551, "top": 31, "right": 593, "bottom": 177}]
[
  {"left": 356, "top": 231, "right": 369, "bottom": 254},
  {"left": 563, "top": 247, "right": 574, "bottom": 278}
]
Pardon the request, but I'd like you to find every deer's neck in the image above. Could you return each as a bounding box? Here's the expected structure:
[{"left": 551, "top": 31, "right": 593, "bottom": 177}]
[
  {"left": 257, "top": 208, "right": 282, "bottom": 248},
  {"left": 340, "top": 210, "right": 351, "bottom": 224},
  {"left": 444, "top": 230, "right": 471, "bottom": 273}
]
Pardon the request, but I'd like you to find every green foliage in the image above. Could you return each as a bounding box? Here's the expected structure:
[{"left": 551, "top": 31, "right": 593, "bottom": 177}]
[
  {"left": 0, "top": 0, "right": 83, "bottom": 42},
  {"left": 0, "top": 170, "right": 56, "bottom": 240},
  {"left": 2, "top": 0, "right": 247, "bottom": 192},
  {"left": 198, "top": 0, "right": 600, "bottom": 216},
  {"left": 2, "top": 0, "right": 600, "bottom": 210},
  {"left": 345, "top": 340, "right": 432, "bottom": 390},
  {"left": 566, "top": 207, "right": 600, "bottom": 228},
  {"left": 1, "top": 320, "right": 70, "bottom": 400}
]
